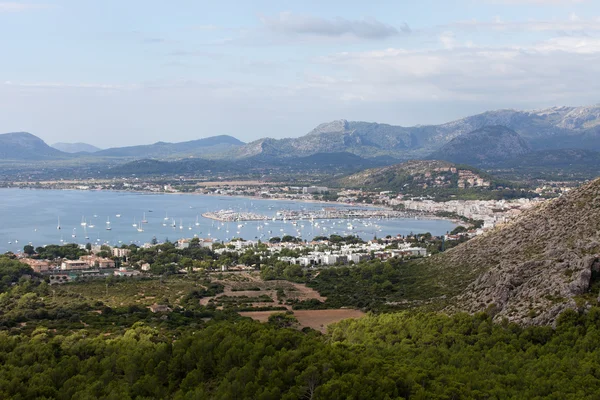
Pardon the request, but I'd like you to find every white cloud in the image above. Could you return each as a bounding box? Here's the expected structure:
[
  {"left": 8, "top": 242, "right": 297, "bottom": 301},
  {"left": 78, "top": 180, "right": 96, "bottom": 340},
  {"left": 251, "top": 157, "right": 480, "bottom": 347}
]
[
  {"left": 439, "top": 31, "right": 456, "bottom": 49},
  {"left": 0, "top": 2, "right": 48, "bottom": 12},
  {"left": 450, "top": 16, "right": 600, "bottom": 32},
  {"left": 260, "top": 12, "right": 409, "bottom": 39},
  {"left": 486, "top": 0, "right": 588, "bottom": 4},
  {"left": 315, "top": 38, "right": 600, "bottom": 104}
]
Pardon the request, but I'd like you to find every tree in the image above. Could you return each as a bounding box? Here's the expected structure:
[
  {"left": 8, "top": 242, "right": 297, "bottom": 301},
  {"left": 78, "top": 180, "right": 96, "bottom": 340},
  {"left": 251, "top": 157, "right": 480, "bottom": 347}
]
[{"left": 23, "top": 245, "right": 34, "bottom": 256}]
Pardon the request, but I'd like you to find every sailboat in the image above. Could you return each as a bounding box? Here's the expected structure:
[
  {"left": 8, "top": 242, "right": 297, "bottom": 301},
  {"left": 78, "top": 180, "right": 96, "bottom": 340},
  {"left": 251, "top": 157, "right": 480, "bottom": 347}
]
[
  {"left": 141, "top": 212, "right": 148, "bottom": 224},
  {"left": 137, "top": 224, "right": 144, "bottom": 232},
  {"left": 195, "top": 215, "right": 200, "bottom": 226},
  {"left": 132, "top": 217, "right": 137, "bottom": 228},
  {"left": 164, "top": 211, "right": 169, "bottom": 221},
  {"left": 72, "top": 228, "right": 76, "bottom": 238},
  {"left": 57, "top": 216, "right": 61, "bottom": 230},
  {"left": 179, "top": 219, "right": 183, "bottom": 230},
  {"left": 84, "top": 226, "right": 89, "bottom": 240},
  {"left": 81, "top": 216, "right": 87, "bottom": 227},
  {"left": 106, "top": 217, "right": 112, "bottom": 230}
]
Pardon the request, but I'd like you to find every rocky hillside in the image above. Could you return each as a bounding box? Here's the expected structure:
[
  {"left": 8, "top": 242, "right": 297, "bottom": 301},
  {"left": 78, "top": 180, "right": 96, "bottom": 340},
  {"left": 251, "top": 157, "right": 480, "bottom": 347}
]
[
  {"left": 434, "top": 178, "right": 600, "bottom": 325},
  {"left": 429, "top": 125, "right": 532, "bottom": 166},
  {"left": 334, "top": 160, "right": 494, "bottom": 192},
  {"left": 0, "top": 132, "right": 69, "bottom": 160}
]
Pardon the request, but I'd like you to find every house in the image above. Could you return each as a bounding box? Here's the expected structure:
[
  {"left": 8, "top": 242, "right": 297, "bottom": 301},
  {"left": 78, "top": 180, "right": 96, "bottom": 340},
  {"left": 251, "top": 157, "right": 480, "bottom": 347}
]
[
  {"left": 114, "top": 267, "right": 140, "bottom": 277},
  {"left": 149, "top": 303, "right": 171, "bottom": 313},
  {"left": 61, "top": 260, "right": 90, "bottom": 270},
  {"left": 112, "top": 248, "right": 131, "bottom": 258},
  {"left": 20, "top": 258, "right": 51, "bottom": 273}
]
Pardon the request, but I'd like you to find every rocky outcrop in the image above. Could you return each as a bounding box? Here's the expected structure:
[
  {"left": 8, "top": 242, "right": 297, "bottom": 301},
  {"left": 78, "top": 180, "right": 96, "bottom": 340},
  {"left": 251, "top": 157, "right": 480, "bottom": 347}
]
[{"left": 438, "top": 178, "right": 600, "bottom": 325}]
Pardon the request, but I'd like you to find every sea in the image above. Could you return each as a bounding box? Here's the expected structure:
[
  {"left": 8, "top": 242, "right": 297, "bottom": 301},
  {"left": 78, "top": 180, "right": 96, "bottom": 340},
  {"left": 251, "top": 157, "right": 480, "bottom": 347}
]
[{"left": 0, "top": 189, "right": 457, "bottom": 254}]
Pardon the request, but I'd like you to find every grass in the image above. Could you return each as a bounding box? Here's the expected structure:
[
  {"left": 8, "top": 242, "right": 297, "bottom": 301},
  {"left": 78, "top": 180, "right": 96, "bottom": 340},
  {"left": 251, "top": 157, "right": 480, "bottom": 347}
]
[{"left": 52, "top": 275, "right": 209, "bottom": 309}]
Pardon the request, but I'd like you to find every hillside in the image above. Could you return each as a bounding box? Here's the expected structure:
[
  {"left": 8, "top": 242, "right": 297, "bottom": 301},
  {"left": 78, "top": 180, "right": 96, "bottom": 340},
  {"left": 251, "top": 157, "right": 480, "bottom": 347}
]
[
  {"left": 429, "top": 125, "right": 532, "bottom": 166},
  {"left": 94, "top": 135, "right": 244, "bottom": 159},
  {"left": 334, "top": 160, "right": 497, "bottom": 193},
  {"left": 103, "top": 152, "right": 392, "bottom": 177},
  {"left": 430, "top": 178, "right": 600, "bottom": 325},
  {"left": 51, "top": 142, "right": 102, "bottom": 153},
  {"left": 0, "top": 132, "right": 69, "bottom": 160}
]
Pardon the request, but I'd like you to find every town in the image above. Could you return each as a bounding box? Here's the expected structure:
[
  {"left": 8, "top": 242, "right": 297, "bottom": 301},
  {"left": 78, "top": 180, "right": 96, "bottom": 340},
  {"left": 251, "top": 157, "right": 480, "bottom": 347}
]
[{"left": 15, "top": 229, "right": 466, "bottom": 284}]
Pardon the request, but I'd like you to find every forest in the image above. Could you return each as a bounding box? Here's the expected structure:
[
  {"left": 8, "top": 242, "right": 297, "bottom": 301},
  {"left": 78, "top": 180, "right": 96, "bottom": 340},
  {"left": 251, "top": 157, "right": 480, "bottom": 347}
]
[{"left": 2, "top": 254, "right": 600, "bottom": 398}]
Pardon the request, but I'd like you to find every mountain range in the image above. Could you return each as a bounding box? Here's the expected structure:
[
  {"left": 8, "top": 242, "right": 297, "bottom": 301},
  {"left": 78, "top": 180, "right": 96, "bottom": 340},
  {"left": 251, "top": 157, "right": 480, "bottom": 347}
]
[{"left": 3, "top": 104, "right": 600, "bottom": 174}]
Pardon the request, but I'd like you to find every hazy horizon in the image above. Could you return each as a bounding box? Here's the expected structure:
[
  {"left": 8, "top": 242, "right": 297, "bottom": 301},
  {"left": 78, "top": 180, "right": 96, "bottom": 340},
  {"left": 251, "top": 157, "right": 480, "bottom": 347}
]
[{"left": 2, "top": 0, "right": 600, "bottom": 147}]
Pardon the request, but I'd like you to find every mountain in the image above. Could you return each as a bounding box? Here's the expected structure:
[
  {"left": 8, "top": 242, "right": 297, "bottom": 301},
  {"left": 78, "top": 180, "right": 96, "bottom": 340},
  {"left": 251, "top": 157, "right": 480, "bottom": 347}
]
[
  {"left": 333, "top": 160, "right": 497, "bottom": 193},
  {"left": 230, "top": 105, "right": 600, "bottom": 161},
  {"left": 104, "top": 152, "right": 394, "bottom": 177},
  {"left": 94, "top": 135, "right": 244, "bottom": 159},
  {"left": 428, "top": 126, "right": 532, "bottom": 166},
  {"left": 52, "top": 142, "right": 102, "bottom": 153},
  {"left": 0, "top": 132, "right": 69, "bottom": 160},
  {"left": 501, "top": 148, "right": 600, "bottom": 169},
  {"left": 429, "top": 178, "right": 600, "bottom": 325}
]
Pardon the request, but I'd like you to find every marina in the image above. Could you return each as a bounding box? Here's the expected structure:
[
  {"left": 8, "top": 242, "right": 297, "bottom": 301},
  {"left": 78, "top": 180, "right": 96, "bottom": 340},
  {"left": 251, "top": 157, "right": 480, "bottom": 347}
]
[{"left": 0, "top": 189, "right": 457, "bottom": 253}]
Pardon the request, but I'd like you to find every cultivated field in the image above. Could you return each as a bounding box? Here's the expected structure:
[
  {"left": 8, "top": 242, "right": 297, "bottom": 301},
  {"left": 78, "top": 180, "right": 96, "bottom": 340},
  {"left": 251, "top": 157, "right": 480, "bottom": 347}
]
[{"left": 239, "top": 309, "right": 366, "bottom": 333}]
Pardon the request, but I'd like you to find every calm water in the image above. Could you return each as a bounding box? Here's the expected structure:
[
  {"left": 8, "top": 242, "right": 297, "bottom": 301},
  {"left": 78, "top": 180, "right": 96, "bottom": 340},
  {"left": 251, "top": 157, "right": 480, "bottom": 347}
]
[{"left": 0, "top": 189, "right": 456, "bottom": 254}]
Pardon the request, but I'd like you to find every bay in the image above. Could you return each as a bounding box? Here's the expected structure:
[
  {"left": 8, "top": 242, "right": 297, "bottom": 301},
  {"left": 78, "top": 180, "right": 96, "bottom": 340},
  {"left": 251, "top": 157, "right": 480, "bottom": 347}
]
[{"left": 0, "top": 189, "right": 456, "bottom": 254}]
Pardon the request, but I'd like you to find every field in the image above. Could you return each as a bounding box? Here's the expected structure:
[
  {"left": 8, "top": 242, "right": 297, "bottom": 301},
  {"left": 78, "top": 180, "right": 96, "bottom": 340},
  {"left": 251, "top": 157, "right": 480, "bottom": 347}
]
[
  {"left": 239, "top": 309, "right": 366, "bottom": 333},
  {"left": 199, "top": 272, "right": 325, "bottom": 309},
  {"left": 51, "top": 275, "right": 207, "bottom": 309}
]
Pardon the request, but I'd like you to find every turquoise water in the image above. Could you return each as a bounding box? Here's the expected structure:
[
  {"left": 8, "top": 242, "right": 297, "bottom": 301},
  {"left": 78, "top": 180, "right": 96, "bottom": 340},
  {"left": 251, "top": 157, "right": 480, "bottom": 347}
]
[{"left": 0, "top": 189, "right": 456, "bottom": 253}]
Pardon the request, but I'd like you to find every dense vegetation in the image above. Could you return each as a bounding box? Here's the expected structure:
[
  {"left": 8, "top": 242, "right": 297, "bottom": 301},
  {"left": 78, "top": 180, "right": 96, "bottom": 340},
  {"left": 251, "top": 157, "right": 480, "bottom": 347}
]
[{"left": 2, "top": 303, "right": 600, "bottom": 399}]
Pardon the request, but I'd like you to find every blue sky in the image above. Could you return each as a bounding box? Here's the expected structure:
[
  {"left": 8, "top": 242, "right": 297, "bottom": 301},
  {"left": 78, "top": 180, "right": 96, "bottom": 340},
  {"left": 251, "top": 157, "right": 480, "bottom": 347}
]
[{"left": 1, "top": 0, "right": 600, "bottom": 147}]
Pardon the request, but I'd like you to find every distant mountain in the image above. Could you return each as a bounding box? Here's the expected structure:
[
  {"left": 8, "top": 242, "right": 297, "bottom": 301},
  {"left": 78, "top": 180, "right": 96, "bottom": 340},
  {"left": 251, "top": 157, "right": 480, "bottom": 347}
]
[
  {"left": 104, "top": 152, "right": 394, "bottom": 177},
  {"left": 94, "top": 135, "right": 244, "bottom": 159},
  {"left": 431, "top": 177, "right": 600, "bottom": 325},
  {"left": 501, "top": 148, "right": 600, "bottom": 169},
  {"left": 428, "top": 126, "right": 532, "bottom": 166},
  {"left": 229, "top": 105, "right": 600, "bottom": 161},
  {"left": 52, "top": 142, "right": 102, "bottom": 153},
  {"left": 333, "top": 160, "right": 500, "bottom": 195},
  {"left": 0, "top": 132, "right": 69, "bottom": 160}
]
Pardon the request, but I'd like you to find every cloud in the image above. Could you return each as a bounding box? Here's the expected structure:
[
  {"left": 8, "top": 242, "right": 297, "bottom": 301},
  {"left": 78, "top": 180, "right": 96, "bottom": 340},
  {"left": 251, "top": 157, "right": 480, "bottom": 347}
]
[
  {"left": 485, "top": 0, "right": 588, "bottom": 4},
  {"left": 0, "top": 2, "right": 48, "bottom": 12},
  {"left": 448, "top": 16, "right": 600, "bottom": 34},
  {"left": 260, "top": 12, "right": 409, "bottom": 39},
  {"left": 314, "top": 37, "right": 600, "bottom": 104}
]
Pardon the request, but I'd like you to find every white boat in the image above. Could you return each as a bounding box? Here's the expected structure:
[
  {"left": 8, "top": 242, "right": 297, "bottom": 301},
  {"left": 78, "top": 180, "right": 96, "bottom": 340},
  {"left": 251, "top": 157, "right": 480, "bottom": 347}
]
[
  {"left": 195, "top": 216, "right": 200, "bottom": 226},
  {"left": 164, "top": 211, "right": 169, "bottom": 221},
  {"left": 116, "top": 214, "right": 121, "bottom": 218},
  {"left": 106, "top": 217, "right": 112, "bottom": 230},
  {"left": 179, "top": 219, "right": 183, "bottom": 230},
  {"left": 132, "top": 218, "right": 137, "bottom": 228},
  {"left": 81, "top": 216, "right": 87, "bottom": 227},
  {"left": 141, "top": 213, "right": 148, "bottom": 224},
  {"left": 72, "top": 228, "right": 76, "bottom": 238}
]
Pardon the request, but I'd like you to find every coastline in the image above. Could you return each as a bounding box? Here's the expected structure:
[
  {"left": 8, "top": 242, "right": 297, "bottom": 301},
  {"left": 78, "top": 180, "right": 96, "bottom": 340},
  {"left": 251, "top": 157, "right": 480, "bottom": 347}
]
[{"left": 0, "top": 186, "right": 461, "bottom": 227}]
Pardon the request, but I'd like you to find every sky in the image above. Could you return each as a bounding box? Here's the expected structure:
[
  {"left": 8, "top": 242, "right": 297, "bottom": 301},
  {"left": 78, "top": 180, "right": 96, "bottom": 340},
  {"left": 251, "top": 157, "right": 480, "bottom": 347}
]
[{"left": 1, "top": 0, "right": 600, "bottom": 148}]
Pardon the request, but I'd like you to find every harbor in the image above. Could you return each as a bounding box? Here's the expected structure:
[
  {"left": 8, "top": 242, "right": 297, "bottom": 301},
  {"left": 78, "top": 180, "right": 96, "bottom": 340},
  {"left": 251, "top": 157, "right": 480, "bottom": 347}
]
[
  {"left": 0, "top": 189, "right": 457, "bottom": 253},
  {"left": 203, "top": 208, "right": 412, "bottom": 222}
]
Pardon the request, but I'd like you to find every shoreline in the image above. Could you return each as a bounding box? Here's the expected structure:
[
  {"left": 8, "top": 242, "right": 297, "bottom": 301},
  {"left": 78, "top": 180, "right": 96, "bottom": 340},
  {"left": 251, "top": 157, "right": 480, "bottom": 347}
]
[{"left": 0, "top": 185, "right": 462, "bottom": 228}]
